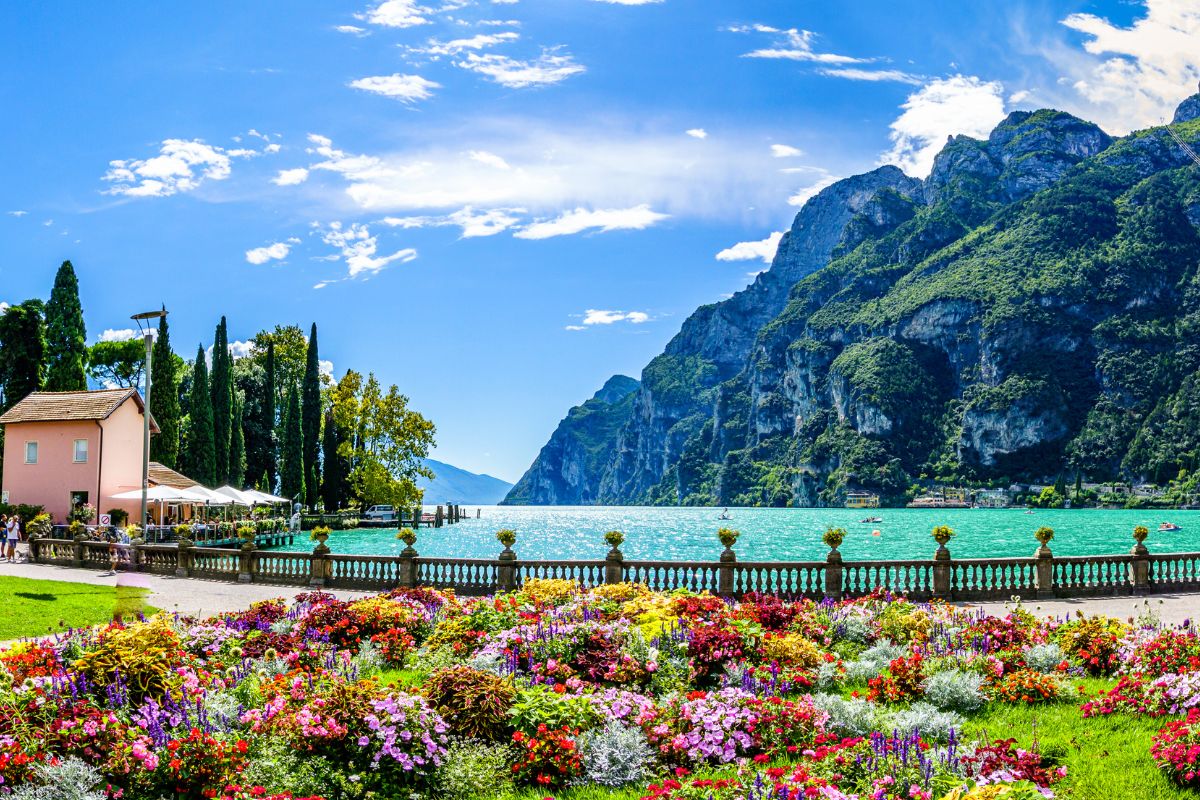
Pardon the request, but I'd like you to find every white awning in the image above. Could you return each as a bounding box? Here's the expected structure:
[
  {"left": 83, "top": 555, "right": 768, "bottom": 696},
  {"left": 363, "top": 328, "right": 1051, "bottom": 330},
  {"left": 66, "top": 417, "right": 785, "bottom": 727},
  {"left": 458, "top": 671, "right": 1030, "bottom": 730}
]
[
  {"left": 111, "top": 485, "right": 209, "bottom": 503},
  {"left": 243, "top": 488, "right": 290, "bottom": 504},
  {"left": 214, "top": 486, "right": 258, "bottom": 506}
]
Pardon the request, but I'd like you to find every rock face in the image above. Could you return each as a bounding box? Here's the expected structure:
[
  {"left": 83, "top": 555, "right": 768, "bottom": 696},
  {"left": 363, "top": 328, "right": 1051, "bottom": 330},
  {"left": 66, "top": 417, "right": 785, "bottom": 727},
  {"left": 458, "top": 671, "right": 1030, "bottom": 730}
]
[
  {"left": 1174, "top": 90, "right": 1200, "bottom": 124},
  {"left": 513, "top": 97, "right": 1200, "bottom": 506},
  {"left": 502, "top": 376, "right": 639, "bottom": 505}
]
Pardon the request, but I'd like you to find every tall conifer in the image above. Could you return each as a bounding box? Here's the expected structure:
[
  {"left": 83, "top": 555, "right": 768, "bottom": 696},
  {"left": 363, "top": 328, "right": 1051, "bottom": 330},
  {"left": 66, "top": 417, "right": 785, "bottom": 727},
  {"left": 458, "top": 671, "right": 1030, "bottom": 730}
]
[
  {"left": 184, "top": 345, "right": 217, "bottom": 486},
  {"left": 149, "top": 313, "right": 181, "bottom": 468},
  {"left": 301, "top": 323, "right": 322, "bottom": 506},
  {"left": 0, "top": 301, "right": 45, "bottom": 412},
  {"left": 211, "top": 317, "right": 232, "bottom": 480},
  {"left": 44, "top": 261, "right": 88, "bottom": 391},
  {"left": 280, "top": 383, "right": 305, "bottom": 503},
  {"left": 229, "top": 390, "right": 247, "bottom": 487}
]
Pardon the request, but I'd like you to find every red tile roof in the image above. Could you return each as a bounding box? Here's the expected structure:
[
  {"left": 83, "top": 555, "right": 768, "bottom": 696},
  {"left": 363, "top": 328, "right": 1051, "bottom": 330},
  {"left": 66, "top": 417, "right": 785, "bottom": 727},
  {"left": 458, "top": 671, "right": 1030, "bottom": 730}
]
[{"left": 0, "top": 388, "right": 159, "bottom": 432}]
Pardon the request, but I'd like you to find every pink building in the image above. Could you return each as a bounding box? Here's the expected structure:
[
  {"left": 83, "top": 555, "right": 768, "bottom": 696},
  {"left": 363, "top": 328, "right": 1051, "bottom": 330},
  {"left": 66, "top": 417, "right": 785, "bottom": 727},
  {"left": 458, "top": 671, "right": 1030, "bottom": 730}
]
[{"left": 0, "top": 388, "right": 161, "bottom": 523}]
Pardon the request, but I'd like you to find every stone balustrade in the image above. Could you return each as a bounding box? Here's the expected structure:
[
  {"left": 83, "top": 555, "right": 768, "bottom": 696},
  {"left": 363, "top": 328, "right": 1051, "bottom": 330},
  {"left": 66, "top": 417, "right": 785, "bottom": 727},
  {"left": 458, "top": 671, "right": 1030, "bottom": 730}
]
[{"left": 23, "top": 532, "right": 1184, "bottom": 601}]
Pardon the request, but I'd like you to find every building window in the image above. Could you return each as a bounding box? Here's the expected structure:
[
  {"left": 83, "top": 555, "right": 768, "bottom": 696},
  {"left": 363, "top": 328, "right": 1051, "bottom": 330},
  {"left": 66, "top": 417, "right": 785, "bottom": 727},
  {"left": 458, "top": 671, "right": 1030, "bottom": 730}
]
[
  {"left": 24, "top": 441, "right": 37, "bottom": 464},
  {"left": 73, "top": 439, "right": 88, "bottom": 463}
]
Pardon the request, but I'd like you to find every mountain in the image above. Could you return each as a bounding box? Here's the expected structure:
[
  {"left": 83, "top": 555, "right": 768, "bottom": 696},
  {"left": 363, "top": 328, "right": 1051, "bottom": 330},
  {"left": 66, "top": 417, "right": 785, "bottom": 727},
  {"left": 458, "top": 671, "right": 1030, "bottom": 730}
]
[
  {"left": 502, "top": 375, "right": 640, "bottom": 505},
  {"left": 417, "top": 458, "right": 514, "bottom": 505},
  {"left": 511, "top": 91, "right": 1200, "bottom": 507}
]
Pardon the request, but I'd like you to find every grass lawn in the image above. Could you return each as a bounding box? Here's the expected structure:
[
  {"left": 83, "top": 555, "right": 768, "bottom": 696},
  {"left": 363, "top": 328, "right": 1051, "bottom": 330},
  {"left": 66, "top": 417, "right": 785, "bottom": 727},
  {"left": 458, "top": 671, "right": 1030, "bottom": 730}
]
[{"left": 0, "top": 576, "right": 158, "bottom": 639}]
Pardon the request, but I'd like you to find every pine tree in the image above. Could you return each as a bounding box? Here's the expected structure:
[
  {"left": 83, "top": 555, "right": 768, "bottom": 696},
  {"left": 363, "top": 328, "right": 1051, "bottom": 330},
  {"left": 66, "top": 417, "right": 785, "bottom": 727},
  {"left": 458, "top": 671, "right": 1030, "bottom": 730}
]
[
  {"left": 149, "top": 313, "right": 181, "bottom": 468},
  {"left": 43, "top": 261, "right": 88, "bottom": 391},
  {"left": 280, "top": 383, "right": 305, "bottom": 503},
  {"left": 264, "top": 342, "right": 277, "bottom": 489},
  {"left": 229, "top": 390, "right": 247, "bottom": 488},
  {"left": 183, "top": 345, "right": 217, "bottom": 486},
  {"left": 0, "top": 300, "right": 45, "bottom": 412},
  {"left": 301, "top": 323, "right": 322, "bottom": 506},
  {"left": 211, "top": 317, "right": 232, "bottom": 481},
  {"left": 321, "top": 407, "right": 348, "bottom": 511}
]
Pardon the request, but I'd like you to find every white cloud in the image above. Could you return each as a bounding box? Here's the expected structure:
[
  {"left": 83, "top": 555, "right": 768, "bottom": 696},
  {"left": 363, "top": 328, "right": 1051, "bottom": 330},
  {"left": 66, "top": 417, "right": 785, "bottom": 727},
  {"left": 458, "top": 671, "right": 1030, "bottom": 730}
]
[
  {"left": 298, "top": 127, "right": 811, "bottom": 222},
  {"left": 686, "top": 128, "right": 708, "bottom": 139},
  {"left": 349, "top": 73, "right": 441, "bottom": 102},
  {"left": 245, "top": 241, "right": 291, "bottom": 264},
  {"left": 273, "top": 168, "right": 310, "bottom": 186},
  {"left": 469, "top": 150, "right": 510, "bottom": 169},
  {"left": 319, "top": 359, "right": 334, "bottom": 378},
  {"left": 819, "top": 68, "right": 922, "bottom": 84},
  {"left": 102, "top": 139, "right": 262, "bottom": 198},
  {"left": 879, "top": 75, "right": 1007, "bottom": 178},
  {"left": 382, "top": 206, "right": 525, "bottom": 238},
  {"left": 740, "top": 27, "right": 865, "bottom": 65},
  {"left": 514, "top": 205, "right": 669, "bottom": 239},
  {"left": 456, "top": 49, "right": 585, "bottom": 87},
  {"left": 716, "top": 231, "right": 784, "bottom": 263},
  {"left": 787, "top": 175, "right": 840, "bottom": 207},
  {"left": 1054, "top": 0, "right": 1200, "bottom": 134},
  {"left": 98, "top": 328, "right": 139, "bottom": 343},
  {"left": 575, "top": 309, "right": 651, "bottom": 326},
  {"left": 321, "top": 222, "right": 417, "bottom": 278},
  {"left": 228, "top": 340, "right": 253, "bottom": 360},
  {"left": 336, "top": 24, "right": 369, "bottom": 35},
  {"left": 564, "top": 324, "right": 586, "bottom": 331},
  {"left": 0, "top": 302, "right": 9, "bottom": 315},
  {"left": 6, "top": 210, "right": 27, "bottom": 217},
  {"left": 417, "top": 31, "right": 519, "bottom": 57},
  {"left": 358, "top": 0, "right": 429, "bottom": 28},
  {"left": 770, "top": 144, "right": 803, "bottom": 158}
]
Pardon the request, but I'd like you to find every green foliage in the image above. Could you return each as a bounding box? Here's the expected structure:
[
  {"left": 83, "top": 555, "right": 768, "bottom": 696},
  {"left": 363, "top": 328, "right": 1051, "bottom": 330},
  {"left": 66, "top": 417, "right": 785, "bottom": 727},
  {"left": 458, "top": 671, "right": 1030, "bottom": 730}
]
[
  {"left": 240, "top": 340, "right": 276, "bottom": 493},
  {"left": 149, "top": 314, "right": 181, "bottom": 469},
  {"left": 210, "top": 317, "right": 232, "bottom": 482},
  {"left": 85, "top": 338, "right": 144, "bottom": 389},
  {"left": 347, "top": 373, "right": 436, "bottom": 509},
  {"left": 421, "top": 666, "right": 515, "bottom": 740},
  {"left": 43, "top": 261, "right": 87, "bottom": 391},
  {"left": 229, "top": 389, "right": 246, "bottom": 487},
  {"left": 279, "top": 382, "right": 305, "bottom": 502},
  {"left": 183, "top": 344, "right": 217, "bottom": 487},
  {"left": 0, "top": 300, "right": 45, "bottom": 413},
  {"left": 301, "top": 322, "right": 322, "bottom": 506}
]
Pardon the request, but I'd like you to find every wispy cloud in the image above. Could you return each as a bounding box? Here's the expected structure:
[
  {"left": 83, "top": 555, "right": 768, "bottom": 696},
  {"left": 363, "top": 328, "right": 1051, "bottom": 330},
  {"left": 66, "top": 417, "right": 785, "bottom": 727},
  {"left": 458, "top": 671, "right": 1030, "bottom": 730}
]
[
  {"left": 787, "top": 174, "right": 839, "bottom": 207},
  {"left": 515, "top": 205, "right": 669, "bottom": 239},
  {"left": 878, "top": 75, "right": 1006, "bottom": 177},
  {"left": 102, "top": 139, "right": 264, "bottom": 198},
  {"left": 820, "top": 67, "right": 922, "bottom": 84},
  {"left": 273, "top": 168, "right": 310, "bottom": 186},
  {"left": 381, "top": 206, "right": 526, "bottom": 238},
  {"left": 566, "top": 309, "right": 652, "bottom": 330},
  {"left": 770, "top": 144, "right": 803, "bottom": 158},
  {"left": 716, "top": 231, "right": 783, "bottom": 263},
  {"left": 686, "top": 128, "right": 708, "bottom": 139},
  {"left": 413, "top": 31, "right": 520, "bottom": 57},
  {"left": 6, "top": 210, "right": 27, "bottom": 217},
  {"left": 737, "top": 27, "right": 865, "bottom": 65},
  {"left": 455, "top": 49, "right": 585, "bottom": 87},
  {"left": 357, "top": 0, "right": 429, "bottom": 28},
  {"left": 245, "top": 241, "right": 291, "bottom": 264},
  {"left": 321, "top": 222, "right": 417, "bottom": 278},
  {"left": 349, "top": 73, "right": 441, "bottom": 102}
]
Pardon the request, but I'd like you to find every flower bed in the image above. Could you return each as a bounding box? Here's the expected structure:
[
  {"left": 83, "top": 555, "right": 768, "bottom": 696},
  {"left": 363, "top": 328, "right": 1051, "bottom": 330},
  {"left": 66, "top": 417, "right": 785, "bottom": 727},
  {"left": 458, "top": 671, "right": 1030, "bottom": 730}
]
[{"left": 0, "top": 580, "right": 1196, "bottom": 798}]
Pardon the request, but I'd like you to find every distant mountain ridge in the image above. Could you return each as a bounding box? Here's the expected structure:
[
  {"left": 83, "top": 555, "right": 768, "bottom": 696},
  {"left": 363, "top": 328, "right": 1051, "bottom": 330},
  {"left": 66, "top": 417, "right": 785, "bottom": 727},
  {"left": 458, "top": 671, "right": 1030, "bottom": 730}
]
[
  {"left": 507, "top": 90, "right": 1200, "bottom": 507},
  {"left": 418, "top": 458, "right": 513, "bottom": 505}
]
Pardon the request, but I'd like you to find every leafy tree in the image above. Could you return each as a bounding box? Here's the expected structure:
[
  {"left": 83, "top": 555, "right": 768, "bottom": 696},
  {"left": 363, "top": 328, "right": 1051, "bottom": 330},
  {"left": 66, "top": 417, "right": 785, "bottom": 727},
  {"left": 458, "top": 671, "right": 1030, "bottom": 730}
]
[
  {"left": 322, "top": 370, "right": 359, "bottom": 510},
  {"left": 87, "top": 339, "right": 144, "bottom": 388},
  {"left": 229, "top": 389, "right": 247, "bottom": 488},
  {"left": 43, "top": 261, "right": 88, "bottom": 391},
  {"left": 301, "top": 323, "right": 322, "bottom": 505},
  {"left": 0, "top": 300, "right": 45, "bottom": 412},
  {"left": 149, "top": 314, "right": 181, "bottom": 469},
  {"left": 350, "top": 373, "right": 435, "bottom": 508},
  {"left": 211, "top": 317, "right": 232, "bottom": 482},
  {"left": 250, "top": 325, "right": 307, "bottom": 410},
  {"left": 235, "top": 354, "right": 274, "bottom": 494},
  {"left": 280, "top": 382, "right": 305, "bottom": 502},
  {"left": 182, "top": 345, "right": 217, "bottom": 486}
]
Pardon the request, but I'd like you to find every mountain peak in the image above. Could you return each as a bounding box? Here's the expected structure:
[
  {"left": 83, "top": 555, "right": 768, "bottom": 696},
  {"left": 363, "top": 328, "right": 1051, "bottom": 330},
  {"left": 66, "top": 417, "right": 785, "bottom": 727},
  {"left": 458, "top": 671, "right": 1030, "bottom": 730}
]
[
  {"left": 592, "top": 374, "right": 640, "bottom": 404},
  {"left": 1174, "top": 85, "right": 1200, "bottom": 123}
]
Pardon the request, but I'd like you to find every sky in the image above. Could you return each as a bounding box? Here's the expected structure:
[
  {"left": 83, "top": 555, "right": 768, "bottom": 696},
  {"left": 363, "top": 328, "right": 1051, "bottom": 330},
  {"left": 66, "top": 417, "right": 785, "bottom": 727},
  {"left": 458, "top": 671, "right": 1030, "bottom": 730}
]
[{"left": 1, "top": 0, "right": 1198, "bottom": 483}]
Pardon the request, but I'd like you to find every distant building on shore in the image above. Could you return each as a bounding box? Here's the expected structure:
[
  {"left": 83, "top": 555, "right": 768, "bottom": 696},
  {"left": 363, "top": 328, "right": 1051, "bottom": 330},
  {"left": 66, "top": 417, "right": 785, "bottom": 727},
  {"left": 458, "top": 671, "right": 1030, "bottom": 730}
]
[
  {"left": 844, "top": 491, "right": 880, "bottom": 509},
  {"left": 0, "top": 388, "right": 161, "bottom": 522}
]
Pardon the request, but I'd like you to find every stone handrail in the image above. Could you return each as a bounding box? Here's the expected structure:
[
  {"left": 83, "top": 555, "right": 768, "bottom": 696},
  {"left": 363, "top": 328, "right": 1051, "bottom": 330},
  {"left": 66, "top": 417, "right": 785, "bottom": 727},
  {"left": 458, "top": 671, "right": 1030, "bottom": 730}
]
[{"left": 23, "top": 533, "right": 1187, "bottom": 601}]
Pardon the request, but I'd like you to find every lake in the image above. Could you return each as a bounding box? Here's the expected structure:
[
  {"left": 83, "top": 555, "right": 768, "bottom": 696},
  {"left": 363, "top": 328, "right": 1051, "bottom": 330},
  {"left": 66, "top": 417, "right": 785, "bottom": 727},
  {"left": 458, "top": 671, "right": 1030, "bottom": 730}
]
[{"left": 289, "top": 506, "right": 1199, "bottom": 562}]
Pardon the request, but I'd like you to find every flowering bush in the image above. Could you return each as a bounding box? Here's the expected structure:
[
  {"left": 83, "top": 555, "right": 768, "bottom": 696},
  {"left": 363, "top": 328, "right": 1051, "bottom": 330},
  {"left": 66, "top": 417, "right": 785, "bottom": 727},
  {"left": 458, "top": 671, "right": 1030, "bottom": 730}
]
[
  {"left": 867, "top": 653, "right": 925, "bottom": 703},
  {"left": 991, "top": 669, "right": 1064, "bottom": 704},
  {"left": 361, "top": 692, "right": 449, "bottom": 777},
  {"left": 1054, "top": 615, "right": 1128, "bottom": 675},
  {"left": 421, "top": 666, "right": 514, "bottom": 740},
  {"left": 511, "top": 724, "right": 582, "bottom": 786},
  {"left": 1152, "top": 707, "right": 1200, "bottom": 786}
]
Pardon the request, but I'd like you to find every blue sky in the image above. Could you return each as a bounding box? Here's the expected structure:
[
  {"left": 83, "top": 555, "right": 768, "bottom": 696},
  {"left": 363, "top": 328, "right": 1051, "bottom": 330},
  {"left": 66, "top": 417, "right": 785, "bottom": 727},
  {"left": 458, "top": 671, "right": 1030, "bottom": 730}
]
[{"left": 1, "top": 0, "right": 1197, "bottom": 482}]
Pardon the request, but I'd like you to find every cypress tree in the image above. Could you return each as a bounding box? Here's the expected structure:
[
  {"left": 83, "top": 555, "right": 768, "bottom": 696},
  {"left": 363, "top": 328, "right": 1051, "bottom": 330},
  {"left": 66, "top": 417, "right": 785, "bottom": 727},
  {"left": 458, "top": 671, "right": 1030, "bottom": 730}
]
[
  {"left": 229, "top": 390, "right": 247, "bottom": 488},
  {"left": 321, "top": 407, "right": 348, "bottom": 511},
  {"left": 280, "top": 383, "right": 305, "bottom": 503},
  {"left": 0, "top": 300, "right": 46, "bottom": 412},
  {"left": 211, "top": 317, "right": 232, "bottom": 481},
  {"left": 183, "top": 345, "right": 217, "bottom": 487},
  {"left": 149, "top": 313, "right": 181, "bottom": 468},
  {"left": 264, "top": 342, "right": 278, "bottom": 489},
  {"left": 301, "top": 323, "right": 322, "bottom": 506},
  {"left": 250, "top": 341, "right": 278, "bottom": 491},
  {"left": 44, "top": 261, "right": 88, "bottom": 391}
]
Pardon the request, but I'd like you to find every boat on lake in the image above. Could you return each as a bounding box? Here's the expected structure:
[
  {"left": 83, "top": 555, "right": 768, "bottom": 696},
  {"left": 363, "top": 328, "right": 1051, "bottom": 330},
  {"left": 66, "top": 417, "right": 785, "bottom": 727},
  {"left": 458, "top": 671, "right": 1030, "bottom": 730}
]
[{"left": 1160, "top": 522, "right": 1183, "bottom": 532}]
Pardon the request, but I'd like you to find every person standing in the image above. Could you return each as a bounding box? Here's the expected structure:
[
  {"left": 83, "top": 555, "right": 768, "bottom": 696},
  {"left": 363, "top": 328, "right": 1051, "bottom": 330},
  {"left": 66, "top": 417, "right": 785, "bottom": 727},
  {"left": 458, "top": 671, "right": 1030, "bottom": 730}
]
[
  {"left": 5, "top": 515, "right": 20, "bottom": 562},
  {"left": 0, "top": 515, "right": 8, "bottom": 562}
]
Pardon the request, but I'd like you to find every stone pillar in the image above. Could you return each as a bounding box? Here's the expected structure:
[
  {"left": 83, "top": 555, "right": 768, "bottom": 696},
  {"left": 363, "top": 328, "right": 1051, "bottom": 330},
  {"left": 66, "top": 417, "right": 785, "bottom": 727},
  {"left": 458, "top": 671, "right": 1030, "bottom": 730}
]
[
  {"left": 718, "top": 546, "right": 736, "bottom": 598},
  {"left": 1130, "top": 542, "right": 1150, "bottom": 594},
  {"left": 398, "top": 547, "right": 418, "bottom": 589},
  {"left": 605, "top": 546, "right": 624, "bottom": 585},
  {"left": 497, "top": 546, "right": 517, "bottom": 592},
  {"left": 175, "top": 537, "right": 193, "bottom": 577},
  {"left": 310, "top": 541, "right": 331, "bottom": 588},
  {"left": 238, "top": 543, "right": 255, "bottom": 584},
  {"left": 824, "top": 547, "right": 844, "bottom": 602},
  {"left": 1035, "top": 544, "right": 1055, "bottom": 599},
  {"left": 27, "top": 534, "right": 41, "bottom": 563},
  {"left": 72, "top": 534, "right": 86, "bottom": 567},
  {"left": 932, "top": 545, "right": 952, "bottom": 599}
]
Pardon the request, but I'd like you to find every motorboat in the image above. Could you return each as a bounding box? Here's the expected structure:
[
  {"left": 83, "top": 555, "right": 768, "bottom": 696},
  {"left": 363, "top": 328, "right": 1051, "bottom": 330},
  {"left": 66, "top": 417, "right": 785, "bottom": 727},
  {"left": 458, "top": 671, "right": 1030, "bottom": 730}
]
[{"left": 1160, "top": 522, "right": 1183, "bottom": 532}]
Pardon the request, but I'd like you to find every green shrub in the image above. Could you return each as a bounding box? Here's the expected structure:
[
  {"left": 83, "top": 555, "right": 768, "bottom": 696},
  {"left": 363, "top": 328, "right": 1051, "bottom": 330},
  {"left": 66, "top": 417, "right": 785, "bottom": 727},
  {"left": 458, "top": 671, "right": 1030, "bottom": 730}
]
[
  {"left": 432, "top": 739, "right": 516, "bottom": 800},
  {"left": 421, "top": 666, "right": 514, "bottom": 741}
]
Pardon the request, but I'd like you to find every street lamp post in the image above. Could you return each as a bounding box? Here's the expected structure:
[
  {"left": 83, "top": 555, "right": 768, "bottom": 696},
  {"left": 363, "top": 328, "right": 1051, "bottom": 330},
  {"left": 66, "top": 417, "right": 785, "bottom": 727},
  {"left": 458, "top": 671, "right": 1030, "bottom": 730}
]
[{"left": 132, "top": 308, "right": 167, "bottom": 530}]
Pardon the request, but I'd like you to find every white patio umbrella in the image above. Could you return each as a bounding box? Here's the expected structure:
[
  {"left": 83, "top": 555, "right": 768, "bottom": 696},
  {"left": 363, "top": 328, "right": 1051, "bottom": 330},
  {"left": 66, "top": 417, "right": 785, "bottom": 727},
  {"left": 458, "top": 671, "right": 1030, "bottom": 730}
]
[
  {"left": 214, "top": 486, "right": 257, "bottom": 506},
  {"left": 186, "top": 485, "right": 232, "bottom": 504},
  {"left": 243, "top": 488, "right": 290, "bottom": 505},
  {"left": 111, "top": 485, "right": 208, "bottom": 502}
]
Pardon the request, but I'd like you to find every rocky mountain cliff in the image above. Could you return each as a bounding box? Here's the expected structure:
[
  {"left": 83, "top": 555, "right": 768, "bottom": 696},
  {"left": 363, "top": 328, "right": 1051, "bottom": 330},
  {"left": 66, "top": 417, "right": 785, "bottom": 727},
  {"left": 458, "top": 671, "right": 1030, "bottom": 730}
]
[{"left": 506, "top": 92, "right": 1200, "bottom": 506}]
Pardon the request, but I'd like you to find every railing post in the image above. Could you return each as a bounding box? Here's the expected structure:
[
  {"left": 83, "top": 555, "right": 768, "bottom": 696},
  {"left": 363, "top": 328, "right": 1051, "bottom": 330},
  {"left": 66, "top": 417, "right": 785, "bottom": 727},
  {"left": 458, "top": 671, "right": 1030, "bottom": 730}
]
[
  {"left": 1130, "top": 526, "right": 1150, "bottom": 594},
  {"left": 932, "top": 545, "right": 951, "bottom": 599},
  {"left": 310, "top": 539, "right": 331, "bottom": 588},
  {"left": 27, "top": 534, "right": 41, "bottom": 563},
  {"left": 824, "top": 548, "right": 843, "bottom": 601},
  {"left": 605, "top": 546, "right": 624, "bottom": 586},
  {"left": 72, "top": 533, "right": 86, "bottom": 567},
  {"left": 718, "top": 547, "right": 736, "bottom": 598},
  {"left": 238, "top": 541, "right": 255, "bottom": 584},
  {"left": 175, "top": 537, "right": 193, "bottom": 577},
  {"left": 398, "top": 547, "right": 418, "bottom": 589},
  {"left": 497, "top": 547, "right": 517, "bottom": 592},
  {"left": 1035, "top": 544, "right": 1055, "bottom": 599}
]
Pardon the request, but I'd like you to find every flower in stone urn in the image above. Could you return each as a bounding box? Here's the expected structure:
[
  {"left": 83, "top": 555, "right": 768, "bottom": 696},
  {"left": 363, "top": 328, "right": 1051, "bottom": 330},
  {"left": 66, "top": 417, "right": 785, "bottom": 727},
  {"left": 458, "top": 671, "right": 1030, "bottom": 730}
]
[
  {"left": 822, "top": 526, "right": 847, "bottom": 550},
  {"left": 497, "top": 528, "right": 517, "bottom": 549},
  {"left": 717, "top": 528, "right": 739, "bottom": 549},
  {"left": 396, "top": 527, "right": 417, "bottom": 547},
  {"left": 1133, "top": 525, "right": 1150, "bottom": 544},
  {"left": 604, "top": 530, "right": 625, "bottom": 549},
  {"left": 1034, "top": 526, "right": 1054, "bottom": 546},
  {"left": 309, "top": 525, "right": 332, "bottom": 545},
  {"left": 239, "top": 525, "right": 258, "bottom": 544},
  {"left": 932, "top": 525, "right": 956, "bottom": 547}
]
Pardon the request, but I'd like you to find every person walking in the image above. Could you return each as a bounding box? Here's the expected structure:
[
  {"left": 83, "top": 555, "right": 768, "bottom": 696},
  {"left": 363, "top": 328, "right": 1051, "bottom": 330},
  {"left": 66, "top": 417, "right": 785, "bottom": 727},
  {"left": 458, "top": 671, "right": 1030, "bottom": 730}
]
[
  {"left": 0, "top": 515, "right": 8, "bottom": 562},
  {"left": 5, "top": 515, "right": 20, "bottom": 563}
]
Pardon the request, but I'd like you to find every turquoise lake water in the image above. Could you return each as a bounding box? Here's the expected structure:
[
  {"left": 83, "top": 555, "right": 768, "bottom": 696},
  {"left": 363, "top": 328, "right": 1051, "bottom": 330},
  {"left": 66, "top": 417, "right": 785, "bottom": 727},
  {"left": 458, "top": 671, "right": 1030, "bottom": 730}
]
[{"left": 287, "top": 506, "right": 1200, "bottom": 562}]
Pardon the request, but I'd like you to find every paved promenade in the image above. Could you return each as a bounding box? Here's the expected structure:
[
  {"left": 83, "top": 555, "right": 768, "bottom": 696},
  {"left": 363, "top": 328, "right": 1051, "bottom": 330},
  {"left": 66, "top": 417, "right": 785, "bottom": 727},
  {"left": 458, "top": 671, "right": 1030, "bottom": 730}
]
[{"left": 3, "top": 558, "right": 1198, "bottom": 625}]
